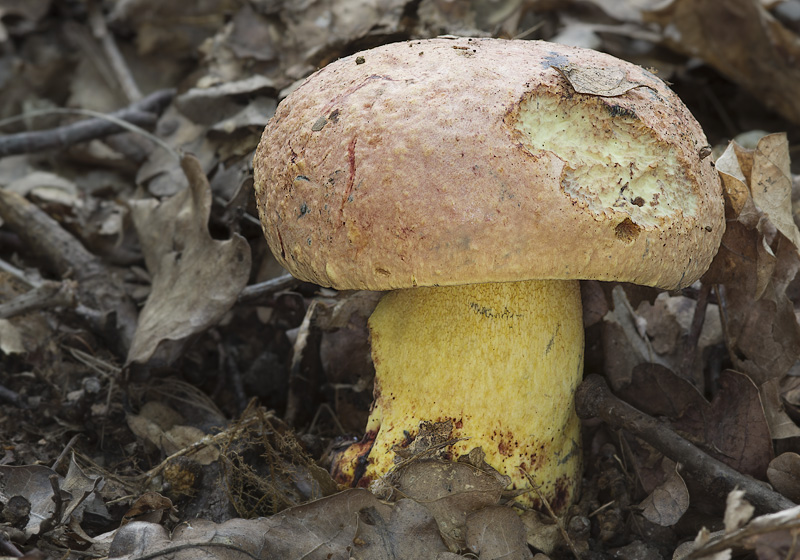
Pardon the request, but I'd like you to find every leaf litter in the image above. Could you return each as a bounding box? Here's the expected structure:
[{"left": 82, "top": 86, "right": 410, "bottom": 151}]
[{"left": 1, "top": 1, "right": 800, "bottom": 559}]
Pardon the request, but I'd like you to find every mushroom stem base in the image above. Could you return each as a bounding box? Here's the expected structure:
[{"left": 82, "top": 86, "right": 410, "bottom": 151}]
[{"left": 356, "top": 279, "right": 584, "bottom": 514}]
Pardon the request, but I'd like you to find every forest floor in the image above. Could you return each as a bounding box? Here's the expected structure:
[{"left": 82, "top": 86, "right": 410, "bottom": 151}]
[{"left": 2, "top": 1, "right": 800, "bottom": 559}]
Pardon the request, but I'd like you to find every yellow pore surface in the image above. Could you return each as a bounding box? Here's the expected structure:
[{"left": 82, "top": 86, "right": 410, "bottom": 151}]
[{"left": 365, "top": 279, "right": 584, "bottom": 511}]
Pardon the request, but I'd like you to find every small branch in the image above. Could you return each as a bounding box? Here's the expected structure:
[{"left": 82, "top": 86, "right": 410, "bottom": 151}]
[
  {"left": 0, "top": 385, "right": 26, "bottom": 408},
  {"left": 575, "top": 374, "right": 796, "bottom": 514},
  {"left": 680, "top": 282, "right": 711, "bottom": 378},
  {"left": 0, "top": 190, "right": 138, "bottom": 353},
  {"left": 0, "top": 88, "right": 174, "bottom": 157},
  {"left": 0, "top": 280, "right": 77, "bottom": 319},
  {"left": 237, "top": 273, "right": 298, "bottom": 305},
  {"left": 87, "top": 0, "right": 142, "bottom": 102}
]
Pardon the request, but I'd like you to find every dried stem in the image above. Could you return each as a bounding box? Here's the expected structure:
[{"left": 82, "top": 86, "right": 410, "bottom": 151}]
[
  {"left": 87, "top": 0, "right": 142, "bottom": 102},
  {"left": 0, "top": 280, "right": 77, "bottom": 319},
  {"left": 0, "top": 88, "right": 174, "bottom": 157},
  {"left": 0, "top": 190, "right": 138, "bottom": 353},
  {"left": 238, "top": 273, "right": 298, "bottom": 305},
  {"left": 576, "top": 374, "right": 796, "bottom": 514}
]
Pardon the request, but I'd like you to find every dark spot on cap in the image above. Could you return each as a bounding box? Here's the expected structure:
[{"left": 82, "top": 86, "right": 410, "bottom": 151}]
[
  {"left": 614, "top": 218, "right": 641, "bottom": 243},
  {"left": 311, "top": 117, "right": 327, "bottom": 131},
  {"left": 609, "top": 104, "right": 637, "bottom": 119}
]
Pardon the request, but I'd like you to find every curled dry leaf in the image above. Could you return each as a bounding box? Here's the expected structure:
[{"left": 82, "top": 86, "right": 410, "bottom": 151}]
[
  {"left": 703, "top": 134, "right": 800, "bottom": 439},
  {"left": 126, "top": 154, "right": 251, "bottom": 367},
  {"left": 125, "top": 401, "right": 219, "bottom": 465},
  {"left": 602, "top": 285, "right": 671, "bottom": 390},
  {"left": 724, "top": 489, "right": 755, "bottom": 533},
  {"left": 121, "top": 492, "right": 174, "bottom": 525}
]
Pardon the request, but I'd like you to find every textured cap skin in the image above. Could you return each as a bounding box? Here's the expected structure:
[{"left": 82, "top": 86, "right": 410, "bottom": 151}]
[{"left": 254, "top": 37, "right": 724, "bottom": 291}]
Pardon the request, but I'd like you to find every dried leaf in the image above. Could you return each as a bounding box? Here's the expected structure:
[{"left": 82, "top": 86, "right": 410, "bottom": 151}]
[
  {"left": 352, "top": 499, "right": 448, "bottom": 559},
  {"left": 644, "top": 0, "right": 800, "bottom": 125},
  {"left": 552, "top": 62, "right": 656, "bottom": 96},
  {"left": 121, "top": 492, "right": 174, "bottom": 525},
  {"left": 751, "top": 134, "right": 800, "bottom": 248},
  {"left": 126, "top": 154, "right": 252, "bottom": 367},
  {"left": 759, "top": 379, "right": 800, "bottom": 439},
  {"left": 724, "top": 489, "right": 754, "bottom": 533},
  {"left": 639, "top": 462, "right": 689, "bottom": 527},
  {"left": 107, "top": 489, "right": 449, "bottom": 560},
  {"left": 602, "top": 286, "right": 670, "bottom": 390},
  {"left": 620, "top": 366, "right": 773, "bottom": 479},
  {"left": 676, "top": 370, "right": 773, "bottom": 479},
  {"left": 395, "top": 459, "right": 507, "bottom": 549},
  {"left": 466, "top": 506, "right": 534, "bottom": 559},
  {"left": 0, "top": 459, "right": 102, "bottom": 539},
  {"left": 690, "top": 504, "right": 800, "bottom": 558},
  {"left": 766, "top": 453, "right": 800, "bottom": 503},
  {"left": 703, "top": 137, "right": 800, "bottom": 439}
]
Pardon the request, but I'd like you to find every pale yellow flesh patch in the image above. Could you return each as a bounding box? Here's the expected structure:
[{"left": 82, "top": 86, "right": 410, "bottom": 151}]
[
  {"left": 365, "top": 279, "right": 584, "bottom": 511},
  {"left": 514, "top": 95, "right": 698, "bottom": 228}
]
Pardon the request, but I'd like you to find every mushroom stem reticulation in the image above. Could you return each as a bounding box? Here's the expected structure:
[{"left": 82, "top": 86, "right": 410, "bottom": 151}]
[{"left": 360, "top": 279, "right": 584, "bottom": 512}]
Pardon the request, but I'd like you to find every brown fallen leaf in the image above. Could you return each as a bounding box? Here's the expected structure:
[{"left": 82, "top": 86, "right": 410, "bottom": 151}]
[
  {"left": 644, "top": 0, "right": 800, "bottom": 125},
  {"left": 126, "top": 154, "right": 251, "bottom": 367},
  {"left": 466, "top": 506, "right": 534, "bottom": 559},
  {"left": 629, "top": 450, "right": 689, "bottom": 527},
  {"left": 703, "top": 135, "right": 800, "bottom": 439},
  {"left": 0, "top": 458, "right": 104, "bottom": 540},
  {"left": 107, "top": 489, "right": 446, "bottom": 560},
  {"left": 351, "top": 499, "right": 449, "bottom": 559},
  {"left": 767, "top": 453, "right": 800, "bottom": 504},
  {"left": 121, "top": 492, "right": 174, "bottom": 526},
  {"left": 394, "top": 457, "right": 509, "bottom": 550},
  {"left": 125, "top": 401, "right": 220, "bottom": 465},
  {"left": 619, "top": 364, "right": 774, "bottom": 480},
  {"left": 552, "top": 62, "right": 658, "bottom": 97}
]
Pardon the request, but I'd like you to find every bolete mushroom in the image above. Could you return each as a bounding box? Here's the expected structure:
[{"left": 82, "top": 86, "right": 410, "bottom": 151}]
[{"left": 253, "top": 37, "right": 724, "bottom": 514}]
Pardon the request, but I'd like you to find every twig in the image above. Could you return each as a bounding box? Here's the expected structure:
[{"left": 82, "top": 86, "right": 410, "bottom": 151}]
[
  {"left": 284, "top": 300, "right": 319, "bottom": 426},
  {"left": 680, "top": 282, "right": 711, "bottom": 378},
  {"left": 0, "top": 258, "right": 39, "bottom": 287},
  {"left": 0, "top": 533, "right": 23, "bottom": 557},
  {"left": 575, "top": 374, "right": 796, "bottom": 514},
  {"left": 237, "top": 273, "right": 298, "bottom": 305},
  {"left": 87, "top": 0, "right": 142, "bottom": 102},
  {"left": 0, "top": 189, "right": 138, "bottom": 354},
  {"left": 142, "top": 414, "right": 262, "bottom": 486},
  {"left": 523, "top": 473, "right": 583, "bottom": 560},
  {"left": 0, "top": 280, "right": 77, "bottom": 319},
  {"left": 0, "top": 384, "right": 26, "bottom": 408},
  {"left": 51, "top": 435, "right": 82, "bottom": 472},
  {"left": 0, "top": 88, "right": 174, "bottom": 157}
]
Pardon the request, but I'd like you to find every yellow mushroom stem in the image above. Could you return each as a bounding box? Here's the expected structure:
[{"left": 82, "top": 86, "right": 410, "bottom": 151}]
[{"left": 358, "top": 279, "right": 584, "bottom": 513}]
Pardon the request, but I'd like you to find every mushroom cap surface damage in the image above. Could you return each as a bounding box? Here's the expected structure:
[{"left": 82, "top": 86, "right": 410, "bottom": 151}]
[{"left": 253, "top": 37, "right": 724, "bottom": 513}]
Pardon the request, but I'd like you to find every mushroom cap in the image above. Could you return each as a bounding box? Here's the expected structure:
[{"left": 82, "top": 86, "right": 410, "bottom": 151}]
[{"left": 254, "top": 37, "right": 724, "bottom": 291}]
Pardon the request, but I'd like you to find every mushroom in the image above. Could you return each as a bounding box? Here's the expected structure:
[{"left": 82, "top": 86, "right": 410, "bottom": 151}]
[{"left": 253, "top": 37, "right": 724, "bottom": 514}]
